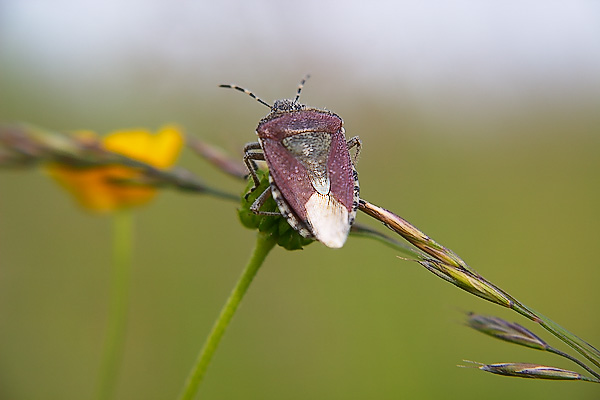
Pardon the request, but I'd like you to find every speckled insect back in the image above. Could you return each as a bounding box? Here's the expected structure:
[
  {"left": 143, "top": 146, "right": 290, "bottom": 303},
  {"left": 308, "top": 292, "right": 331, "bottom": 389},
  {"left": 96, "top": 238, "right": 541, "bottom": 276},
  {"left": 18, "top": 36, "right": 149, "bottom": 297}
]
[{"left": 221, "top": 76, "right": 361, "bottom": 248}]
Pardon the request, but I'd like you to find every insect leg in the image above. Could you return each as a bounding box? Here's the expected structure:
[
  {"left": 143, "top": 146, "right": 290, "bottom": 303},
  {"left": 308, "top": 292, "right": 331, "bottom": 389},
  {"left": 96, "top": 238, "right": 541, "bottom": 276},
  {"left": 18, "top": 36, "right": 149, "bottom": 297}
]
[
  {"left": 250, "top": 187, "right": 282, "bottom": 216},
  {"left": 243, "top": 142, "right": 264, "bottom": 189},
  {"left": 346, "top": 136, "right": 362, "bottom": 165}
]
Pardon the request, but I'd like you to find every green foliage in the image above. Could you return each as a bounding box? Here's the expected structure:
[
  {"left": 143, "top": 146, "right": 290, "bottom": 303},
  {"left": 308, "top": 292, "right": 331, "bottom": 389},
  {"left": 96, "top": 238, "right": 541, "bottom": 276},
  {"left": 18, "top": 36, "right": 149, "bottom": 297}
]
[{"left": 238, "top": 168, "right": 313, "bottom": 251}]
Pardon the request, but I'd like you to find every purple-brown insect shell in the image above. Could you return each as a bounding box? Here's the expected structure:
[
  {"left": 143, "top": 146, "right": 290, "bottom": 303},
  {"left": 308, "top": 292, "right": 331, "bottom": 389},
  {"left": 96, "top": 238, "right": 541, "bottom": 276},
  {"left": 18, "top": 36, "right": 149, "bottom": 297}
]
[{"left": 245, "top": 101, "right": 360, "bottom": 248}]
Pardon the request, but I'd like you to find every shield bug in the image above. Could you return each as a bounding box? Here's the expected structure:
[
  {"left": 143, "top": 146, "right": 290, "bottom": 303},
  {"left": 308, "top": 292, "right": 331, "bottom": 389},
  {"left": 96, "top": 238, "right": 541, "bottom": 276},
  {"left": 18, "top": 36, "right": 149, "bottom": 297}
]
[{"left": 220, "top": 76, "right": 361, "bottom": 248}]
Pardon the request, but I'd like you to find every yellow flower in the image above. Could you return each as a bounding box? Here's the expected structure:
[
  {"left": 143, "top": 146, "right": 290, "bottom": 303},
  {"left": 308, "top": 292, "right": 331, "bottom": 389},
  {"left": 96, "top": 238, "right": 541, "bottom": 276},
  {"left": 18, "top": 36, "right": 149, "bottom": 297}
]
[{"left": 48, "top": 125, "right": 183, "bottom": 212}]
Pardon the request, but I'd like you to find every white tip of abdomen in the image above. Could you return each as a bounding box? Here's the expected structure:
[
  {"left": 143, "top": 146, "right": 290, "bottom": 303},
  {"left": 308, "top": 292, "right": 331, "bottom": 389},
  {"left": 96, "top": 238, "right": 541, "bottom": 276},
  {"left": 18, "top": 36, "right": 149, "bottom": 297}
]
[{"left": 305, "top": 192, "right": 350, "bottom": 248}]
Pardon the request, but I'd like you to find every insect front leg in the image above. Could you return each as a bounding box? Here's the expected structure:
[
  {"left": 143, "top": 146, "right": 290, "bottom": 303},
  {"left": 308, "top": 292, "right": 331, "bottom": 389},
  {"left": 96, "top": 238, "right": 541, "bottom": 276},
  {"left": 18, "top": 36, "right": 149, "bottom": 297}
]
[
  {"left": 243, "top": 142, "right": 265, "bottom": 194},
  {"left": 346, "top": 136, "right": 362, "bottom": 165}
]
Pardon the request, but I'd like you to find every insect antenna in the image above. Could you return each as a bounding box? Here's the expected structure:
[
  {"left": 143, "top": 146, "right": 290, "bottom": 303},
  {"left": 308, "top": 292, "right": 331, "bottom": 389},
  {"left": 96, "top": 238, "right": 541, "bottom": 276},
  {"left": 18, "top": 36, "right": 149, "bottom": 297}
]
[
  {"left": 294, "top": 74, "right": 311, "bottom": 103},
  {"left": 219, "top": 84, "right": 272, "bottom": 109}
]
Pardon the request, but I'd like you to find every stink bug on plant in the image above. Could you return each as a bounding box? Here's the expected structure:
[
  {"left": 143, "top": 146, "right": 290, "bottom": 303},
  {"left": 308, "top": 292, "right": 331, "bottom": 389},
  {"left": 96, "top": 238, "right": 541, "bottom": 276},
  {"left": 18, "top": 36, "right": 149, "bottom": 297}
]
[{"left": 221, "top": 76, "right": 361, "bottom": 248}]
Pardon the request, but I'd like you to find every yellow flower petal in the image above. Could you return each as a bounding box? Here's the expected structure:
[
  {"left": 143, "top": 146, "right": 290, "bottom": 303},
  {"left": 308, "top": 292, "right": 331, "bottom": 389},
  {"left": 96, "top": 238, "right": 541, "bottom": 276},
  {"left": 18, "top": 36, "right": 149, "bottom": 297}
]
[
  {"left": 47, "top": 125, "right": 184, "bottom": 212},
  {"left": 103, "top": 125, "right": 183, "bottom": 169}
]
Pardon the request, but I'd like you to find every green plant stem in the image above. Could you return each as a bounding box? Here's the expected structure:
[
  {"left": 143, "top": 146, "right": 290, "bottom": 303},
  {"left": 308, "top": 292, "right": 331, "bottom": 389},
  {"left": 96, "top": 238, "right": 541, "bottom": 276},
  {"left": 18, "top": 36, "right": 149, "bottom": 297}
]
[
  {"left": 97, "top": 211, "right": 134, "bottom": 400},
  {"left": 178, "top": 232, "right": 276, "bottom": 400},
  {"left": 512, "top": 302, "right": 600, "bottom": 370},
  {"left": 358, "top": 199, "right": 600, "bottom": 373},
  {"left": 547, "top": 344, "right": 600, "bottom": 380}
]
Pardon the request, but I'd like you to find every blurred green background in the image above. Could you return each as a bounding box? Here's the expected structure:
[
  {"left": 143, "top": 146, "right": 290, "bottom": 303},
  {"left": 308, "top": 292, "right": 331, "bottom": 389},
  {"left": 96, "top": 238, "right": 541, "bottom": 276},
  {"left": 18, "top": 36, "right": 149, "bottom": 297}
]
[{"left": 1, "top": 2, "right": 599, "bottom": 399}]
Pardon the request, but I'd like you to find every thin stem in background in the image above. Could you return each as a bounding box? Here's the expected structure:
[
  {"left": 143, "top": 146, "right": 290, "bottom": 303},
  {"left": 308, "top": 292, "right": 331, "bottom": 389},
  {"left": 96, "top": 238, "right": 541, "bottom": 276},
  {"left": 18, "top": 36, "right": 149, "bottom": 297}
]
[
  {"left": 96, "top": 211, "right": 134, "bottom": 400},
  {"left": 185, "top": 134, "right": 247, "bottom": 180},
  {"left": 178, "top": 232, "right": 277, "bottom": 400}
]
